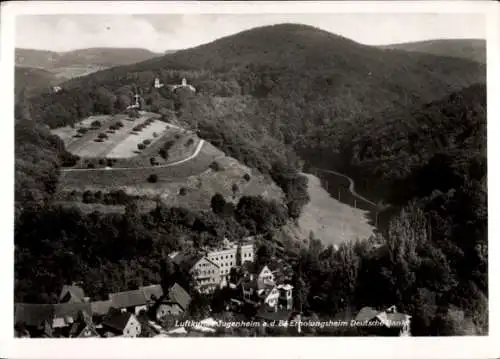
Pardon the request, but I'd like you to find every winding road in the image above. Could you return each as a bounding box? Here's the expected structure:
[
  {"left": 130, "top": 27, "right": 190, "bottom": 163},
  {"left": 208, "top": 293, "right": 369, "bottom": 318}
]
[
  {"left": 315, "top": 167, "right": 377, "bottom": 207},
  {"left": 61, "top": 139, "right": 205, "bottom": 173}
]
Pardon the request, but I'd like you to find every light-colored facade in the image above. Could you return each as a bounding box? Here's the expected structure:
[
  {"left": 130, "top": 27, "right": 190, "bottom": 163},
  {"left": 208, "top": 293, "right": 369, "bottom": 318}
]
[
  {"left": 190, "top": 257, "right": 221, "bottom": 293},
  {"left": 205, "top": 240, "right": 255, "bottom": 283},
  {"left": 122, "top": 315, "right": 142, "bottom": 338},
  {"left": 256, "top": 266, "right": 275, "bottom": 290},
  {"left": 156, "top": 303, "right": 184, "bottom": 321}
]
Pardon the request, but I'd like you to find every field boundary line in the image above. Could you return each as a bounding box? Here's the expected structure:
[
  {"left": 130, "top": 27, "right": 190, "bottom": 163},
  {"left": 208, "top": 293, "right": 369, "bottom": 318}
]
[{"left": 61, "top": 139, "right": 205, "bottom": 173}]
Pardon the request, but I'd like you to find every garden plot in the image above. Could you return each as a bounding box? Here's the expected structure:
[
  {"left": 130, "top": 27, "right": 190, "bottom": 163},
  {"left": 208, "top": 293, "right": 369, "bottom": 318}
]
[{"left": 107, "top": 120, "right": 169, "bottom": 158}]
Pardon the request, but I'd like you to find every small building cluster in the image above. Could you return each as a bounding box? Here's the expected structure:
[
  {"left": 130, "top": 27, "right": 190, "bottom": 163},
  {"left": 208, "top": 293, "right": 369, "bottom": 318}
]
[
  {"left": 14, "top": 282, "right": 192, "bottom": 338},
  {"left": 171, "top": 237, "right": 296, "bottom": 324},
  {"left": 169, "top": 78, "right": 196, "bottom": 93},
  {"left": 170, "top": 237, "right": 255, "bottom": 293},
  {"left": 353, "top": 305, "right": 412, "bottom": 336}
]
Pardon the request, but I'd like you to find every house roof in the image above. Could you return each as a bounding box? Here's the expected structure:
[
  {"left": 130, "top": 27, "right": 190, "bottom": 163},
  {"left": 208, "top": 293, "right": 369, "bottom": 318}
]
[
  {"left": 59, "top": 285, "right": 86, "bottom": 303},
  {"left": 68, "top": 312, "right": 98, "bottom": 338},
  {"left": 172, "top": 252, "right": 205, "bottom": 272},
  {"left": 241, "top": 278, "right": 259, "bottom": 290},
  {"left": 91, "top": 300, "right": 113, "bottom": 316},
  {"left": 140, "top": 284, "right": 163, "bottom": 302},
  {"left": 354, "top": 307, "right": 380, "bottom": 322},
  {"left": 102, "top": 310, "right": 134, "bottom": 332},
  {"left": 168, "top": 283, "right": 191, "bottom": 311},
  {"left": 53, "top": 303, "right": 92, "bottom": 319},
  {"left": 14, "top": 304, "right": 54, "bottom": 327},
  {"left": 109, "top": 289, "right": 148, "bottom": 309},
  {"left": 376, "top": 312, "right": 412, "bottom": 328}
]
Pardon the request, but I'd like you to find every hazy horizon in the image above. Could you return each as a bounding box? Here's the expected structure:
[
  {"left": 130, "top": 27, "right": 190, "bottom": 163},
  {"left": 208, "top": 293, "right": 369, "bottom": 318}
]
[{"left": 16, "top": 14, "right": 486, "bottom": 53}]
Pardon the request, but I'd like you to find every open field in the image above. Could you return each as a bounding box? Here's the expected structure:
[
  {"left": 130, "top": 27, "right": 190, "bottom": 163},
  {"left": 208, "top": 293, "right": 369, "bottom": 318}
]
[
  {"left": 48, "top": 65, "right": 107, "bottom": 80},
  {"left": 59, "top": 140, "right": 220, "bottom": 189},
  {"left": 284, "top": 173, "right": 375, "bottom": 246},
  {"left": 58, "top": 141, "right": 285, "bottom": 212}
]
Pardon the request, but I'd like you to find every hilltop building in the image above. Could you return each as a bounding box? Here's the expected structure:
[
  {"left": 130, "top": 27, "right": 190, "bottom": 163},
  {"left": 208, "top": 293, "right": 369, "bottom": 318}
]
[
  {"left": 154, "top": 78, "right": 164, "bottom": 89},
  {"left": 170, "top": 77, "right": 196, "bottom": 93}
]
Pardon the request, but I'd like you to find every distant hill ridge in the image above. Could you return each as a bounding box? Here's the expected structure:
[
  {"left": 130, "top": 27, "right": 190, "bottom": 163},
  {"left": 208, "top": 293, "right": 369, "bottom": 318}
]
[
  {"left": 379, "top": 38, "right": 486, "bottom": 64},
  {"left": 16, "top": 47, "right": 166, "bottom": 69}
]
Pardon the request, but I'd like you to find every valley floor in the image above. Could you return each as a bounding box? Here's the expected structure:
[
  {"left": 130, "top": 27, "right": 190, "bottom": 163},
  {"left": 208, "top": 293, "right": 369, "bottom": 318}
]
[{"left": 287, "top": 173, "right": 375, "bottom": 246}]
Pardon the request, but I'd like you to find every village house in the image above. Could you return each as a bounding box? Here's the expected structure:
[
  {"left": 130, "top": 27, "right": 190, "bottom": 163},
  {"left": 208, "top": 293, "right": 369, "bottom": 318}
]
[
  {"left": 153, "top": 283, "right": 192, "bottom": 322},
  {"left": 102, "top": 308, "right": 142, "bottom": 337},
  {"left": 108, "top": 289, "right": 149, "bottom": 315},
  {"left": 170, "top": 251, "right": 221, "bottom": 293},
  {"left": 90, "top": 299, "right": 113, "bottom": 320},
  {"left": 67, "top": 310, "right": 99, "bottom": 338},
  {"left": 205, "top": 238, "right": 255, "bottom": 284},
  {"left": 14, "top": 301, "right": 94, "bottom": 338},
  {"left": 14, "top": 303, "right": 54, "bottom": 338},
  {"left": 59, "top": 283, "right": 89, "bottom": 303},
  {"left": 353, "top": 305, "right": 412, "bottom": 336},
  {"left": 107, "top": 284, "right": 162, "bottom": 315},
  {"left": 52, "top": 302, "right": 93, "bottom": 336},
  {"left": 169, "top": 237, "right": 256, "bottom": 293}
]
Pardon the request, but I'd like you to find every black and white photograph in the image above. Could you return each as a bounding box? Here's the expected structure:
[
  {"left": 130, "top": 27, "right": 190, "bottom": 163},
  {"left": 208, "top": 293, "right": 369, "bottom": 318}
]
[{"left": 1, "top": 1, "right": 498, "bottom": 358}]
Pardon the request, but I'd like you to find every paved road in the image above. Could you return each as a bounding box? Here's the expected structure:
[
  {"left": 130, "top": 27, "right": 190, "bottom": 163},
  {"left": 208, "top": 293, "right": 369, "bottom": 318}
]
[
  {"left": 61, "top": 139, "right": 205, "bottom": 173},
  {"left": 315, "top": 168, "right": 377, "bottom": 207}
]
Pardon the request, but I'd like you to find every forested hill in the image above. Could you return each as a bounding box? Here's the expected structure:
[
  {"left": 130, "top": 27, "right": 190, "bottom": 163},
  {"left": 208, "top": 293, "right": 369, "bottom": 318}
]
[
  {"left": 380, "top": 39, "right": 486, "bottom": 64},
  {"left": 308, "top": 82, "right": 486, "bottom": 204},
  {"left": 23, "top": 24, "right": 485, "bottom": 170},
  {"left": 15, "top": 66, "right": 58, "bottom": 99}
]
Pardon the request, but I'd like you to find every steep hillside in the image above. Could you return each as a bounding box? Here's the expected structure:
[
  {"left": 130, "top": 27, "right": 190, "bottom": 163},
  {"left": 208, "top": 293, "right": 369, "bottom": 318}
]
[
  {"left": 15, "top": 66, "right": 59, "bottom": 99},
  {"left": 380, "top": 39, "right": 486, "bottom": 64},
  {"left": 25, "top": 24, "right": 485, "bottom": 164}
]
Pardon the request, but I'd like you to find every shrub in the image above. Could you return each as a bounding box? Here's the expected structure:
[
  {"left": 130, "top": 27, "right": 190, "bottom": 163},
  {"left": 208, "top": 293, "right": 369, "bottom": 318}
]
[
  {"left": 243, "top": 173, "right": 251, "bottom": 181},
  {"left": 143, "top": 139, "right": 152, "bottom": 145},
  {"left": 210, "top": 161, "right": 221, "bottom": 172},
  {"left": 98, "top": 133, "right": 108, "bottom": 139},
  {"left": 232, "top": 183, "right": 239, "bottom": 194},
  {"left": 107, "top": 159, "right": 114, "bottom": 167},
  {"left": 174, "top": 134, "right": 181, "bottom": 140},
  {"left": 186, "top": 138, "right": 194, "bottom": 147},
  {"left": 147, "top": 174, "right": 158, "bottom": 183},
  {"left": 77, "top": 128, "right": 88, "bottom": 134},
  {"left": 179, "top": 187, "right": 187, "bottom": 196},
  {"left": 211, "top": 193, "right": 226, "bottom": 214},
  {"left": 153, "top": 132, "right": 158, "bottom": 138},
  {"left": 82, "top": 190, "right": 94, "bottom": 203},
  {"left": 138, "top": 143, "right": 146, "bottom": 150},
  {"left": 99, "top": 159, "right": 105, "bottom": 165},
  {"left": 91, "top": 120, "right": 101, "bottom": 128},
  {"left": 87, "top": 163, "right": 95, "bottom": 169}
]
